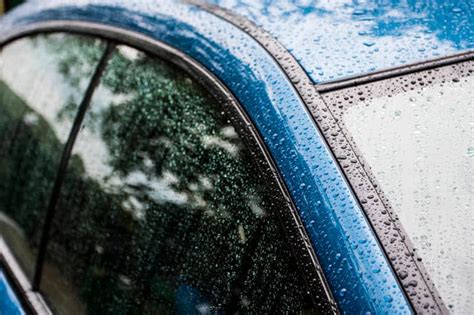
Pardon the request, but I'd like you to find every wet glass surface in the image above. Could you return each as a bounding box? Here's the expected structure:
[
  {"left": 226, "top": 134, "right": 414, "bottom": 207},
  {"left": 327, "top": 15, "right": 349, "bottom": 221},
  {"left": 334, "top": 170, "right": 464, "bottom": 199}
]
[
  {"left": 209, "top": 0, "right": 474, "bottom": 83},
  {"left": 39, "top": 45, "right": 316, "bottom": 314},
  {"left": 0, "top": 1, "right": 414, "bottom": 311},
  {"left": 340, "top": 68, "right": 473, "bottom": 314},
  {"left": 0, "top": 34, "right": 105, "bottom": 280}
]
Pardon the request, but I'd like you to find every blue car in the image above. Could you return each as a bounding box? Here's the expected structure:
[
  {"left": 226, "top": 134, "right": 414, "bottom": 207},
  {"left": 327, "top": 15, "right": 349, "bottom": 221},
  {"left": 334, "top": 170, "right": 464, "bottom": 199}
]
[{"left": 0, "top": 1, "right": 472, "bottom": 314}]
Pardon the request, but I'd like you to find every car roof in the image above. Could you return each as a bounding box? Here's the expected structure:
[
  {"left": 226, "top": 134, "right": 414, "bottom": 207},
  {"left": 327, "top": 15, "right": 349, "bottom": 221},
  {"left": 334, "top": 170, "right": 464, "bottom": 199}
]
[
  {"left": 0, "top": 0, "right": 415, "bottom": 313},
  {"left": 208, "top": 0, "right": 474, "bottom": 83}
]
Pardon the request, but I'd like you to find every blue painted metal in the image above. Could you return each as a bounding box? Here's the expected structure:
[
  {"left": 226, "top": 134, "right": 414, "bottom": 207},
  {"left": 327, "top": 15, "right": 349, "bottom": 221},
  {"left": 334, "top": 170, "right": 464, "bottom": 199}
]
[
  {"left": 0, "top": 269, "right": 25, "bottom": 315},
  {"left": 0, "top": 1, "right": 413, "bottom": 313},
  {"left": 209, "top": 0, "right": 474, "bottom": 83}
]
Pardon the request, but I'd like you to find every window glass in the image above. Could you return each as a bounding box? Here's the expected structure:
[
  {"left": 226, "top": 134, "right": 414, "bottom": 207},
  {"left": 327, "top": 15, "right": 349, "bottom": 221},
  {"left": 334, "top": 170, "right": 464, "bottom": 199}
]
[
  {"left": 341, "top": 68, "right": 473, "bottom": 313},
  {"left": 40, "top": 45, "right": 316, "bottom": 314},
  {"left": 0, "top": 34, "right": 106, "bottom": 279}
]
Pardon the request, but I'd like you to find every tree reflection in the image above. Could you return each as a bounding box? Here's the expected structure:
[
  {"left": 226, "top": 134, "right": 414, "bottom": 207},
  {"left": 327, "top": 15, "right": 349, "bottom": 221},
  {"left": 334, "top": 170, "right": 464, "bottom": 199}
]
[
  {"left": 36, "top": 42, "right": 314, "bottom": 314},
  {"left": 0, "top": 34, "right": 105, "bottom": 280}
]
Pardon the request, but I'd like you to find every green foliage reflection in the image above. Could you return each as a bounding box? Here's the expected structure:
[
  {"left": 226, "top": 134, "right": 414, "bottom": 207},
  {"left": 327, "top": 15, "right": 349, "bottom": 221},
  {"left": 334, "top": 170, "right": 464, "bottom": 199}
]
[{"left": 1, "top": 35, "right": 315, "bottom": 314}]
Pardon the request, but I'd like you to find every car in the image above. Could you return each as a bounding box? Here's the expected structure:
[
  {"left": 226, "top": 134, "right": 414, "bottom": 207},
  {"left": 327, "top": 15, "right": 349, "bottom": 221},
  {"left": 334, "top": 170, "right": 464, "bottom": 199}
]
[{"left": 0, "top": 1, "right": 472, "bottom": 314}]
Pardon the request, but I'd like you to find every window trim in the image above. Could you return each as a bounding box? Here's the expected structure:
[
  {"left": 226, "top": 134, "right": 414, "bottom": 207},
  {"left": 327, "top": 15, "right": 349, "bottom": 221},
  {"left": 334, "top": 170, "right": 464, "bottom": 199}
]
[
  {"left": 316, "top": 50, "right": 474, "bottom": 92},
  {"left": 1, "top": 21, "right": 337, "bottom": 314}
]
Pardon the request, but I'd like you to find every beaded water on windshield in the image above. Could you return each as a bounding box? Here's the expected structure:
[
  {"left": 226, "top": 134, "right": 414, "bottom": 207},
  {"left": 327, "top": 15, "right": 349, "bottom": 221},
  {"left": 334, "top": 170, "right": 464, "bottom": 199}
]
[{"left": 322, "top": 61, "right": 474, "bottom": 314}]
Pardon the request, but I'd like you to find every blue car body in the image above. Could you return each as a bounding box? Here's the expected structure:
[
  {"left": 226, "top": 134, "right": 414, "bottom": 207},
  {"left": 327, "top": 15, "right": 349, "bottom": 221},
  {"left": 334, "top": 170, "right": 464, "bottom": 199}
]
[
  {"left": 1, "top": 1, "right": 472, "bottom": 314},
  {"left": 0, "top": 270, "right": 25, "bottom": 315}
]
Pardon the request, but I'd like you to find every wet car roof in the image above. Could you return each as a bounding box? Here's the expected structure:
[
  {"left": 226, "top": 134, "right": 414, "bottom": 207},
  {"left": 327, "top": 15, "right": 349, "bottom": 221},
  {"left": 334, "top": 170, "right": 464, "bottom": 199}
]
[{"left": 208, "top": 0, "right": 474, "bottom": 83}]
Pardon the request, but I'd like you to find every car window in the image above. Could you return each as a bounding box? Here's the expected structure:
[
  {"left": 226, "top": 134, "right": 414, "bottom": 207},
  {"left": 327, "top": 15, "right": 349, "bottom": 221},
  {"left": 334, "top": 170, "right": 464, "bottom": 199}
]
[
  {"left": 0, "top": 33, "right": 106, "bottom": 280},
  {"left": 322, "top": 62, "right": 473, "bottom": 314},
  {"left": 30, "top": 44, "right": 318, "bottom": 314}
]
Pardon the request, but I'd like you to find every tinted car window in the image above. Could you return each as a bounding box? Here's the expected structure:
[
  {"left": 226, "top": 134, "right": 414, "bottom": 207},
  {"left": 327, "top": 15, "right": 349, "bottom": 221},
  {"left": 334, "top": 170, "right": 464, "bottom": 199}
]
[
  {"left": 36, "top": 44, "right": 317, "bottom": 314},
  {"left": 0, "top": 34, "right": 106, "bottom": 280}
]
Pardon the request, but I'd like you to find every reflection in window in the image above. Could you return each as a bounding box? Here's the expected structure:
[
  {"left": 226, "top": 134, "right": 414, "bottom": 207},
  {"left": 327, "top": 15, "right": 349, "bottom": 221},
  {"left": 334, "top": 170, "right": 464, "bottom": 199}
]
[
  {"left": 40, "top": 45, "right": 315, "bottom": 313},
  {"left": 0, "top": 34, "right": 106, "bottom": 280},
  {"left": 343, "top": 73, "right": 473, "bottom": 313}
]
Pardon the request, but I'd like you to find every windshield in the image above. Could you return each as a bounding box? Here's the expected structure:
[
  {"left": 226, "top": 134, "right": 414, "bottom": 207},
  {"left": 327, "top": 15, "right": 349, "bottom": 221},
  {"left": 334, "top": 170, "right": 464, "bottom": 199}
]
[{"left": 340, "top": 65, "right": 473, "bottom": 313}]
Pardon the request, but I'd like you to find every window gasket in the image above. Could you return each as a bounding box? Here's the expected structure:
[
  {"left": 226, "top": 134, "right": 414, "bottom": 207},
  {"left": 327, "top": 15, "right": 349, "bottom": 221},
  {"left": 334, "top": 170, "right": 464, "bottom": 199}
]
[
  {"left": 0, "top": 21, "right": 337, "bottom": 314},
  {"left": 316, "top": 50, "right": 474, "bottom": 93}
]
